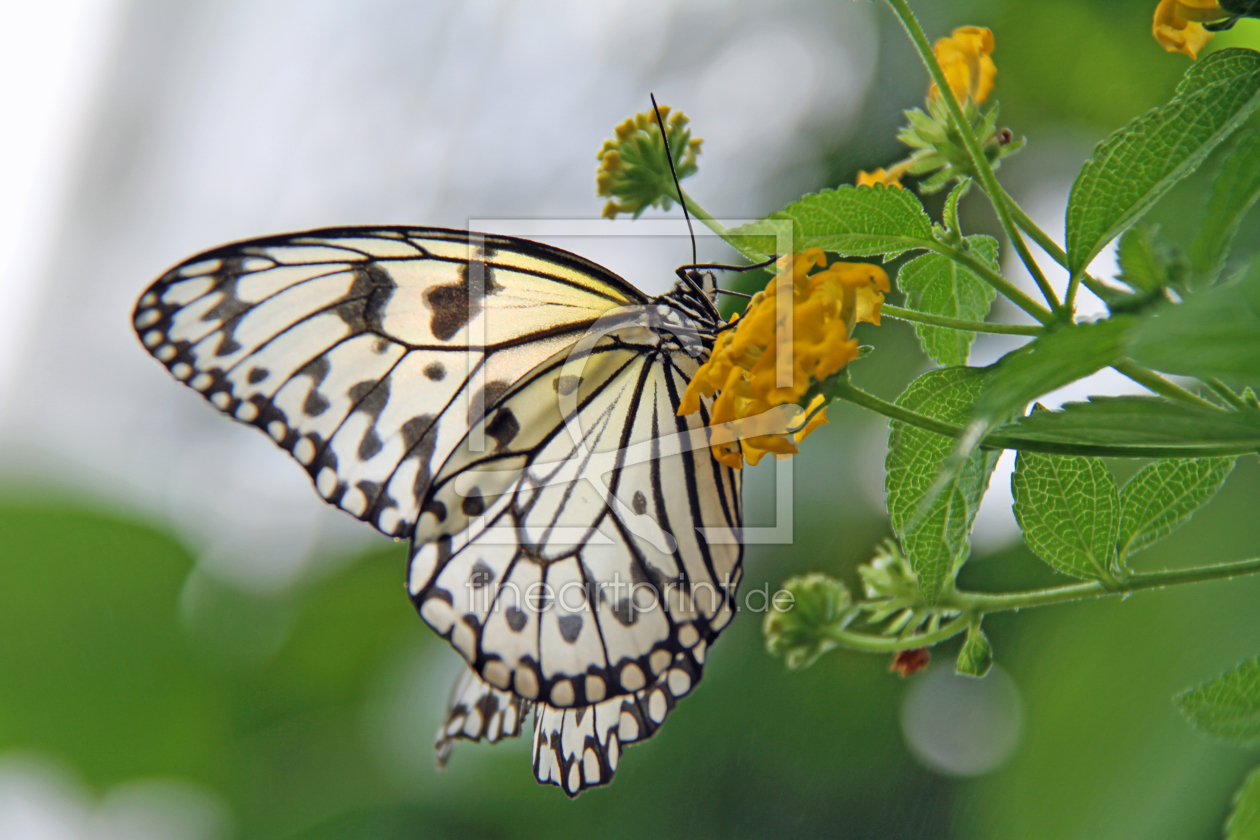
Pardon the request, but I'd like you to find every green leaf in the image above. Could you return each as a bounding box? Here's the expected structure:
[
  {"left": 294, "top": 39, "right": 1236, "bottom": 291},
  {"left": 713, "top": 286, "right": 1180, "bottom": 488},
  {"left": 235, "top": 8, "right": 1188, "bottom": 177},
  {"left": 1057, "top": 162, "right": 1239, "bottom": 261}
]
[
  {"left": 898, "top": 235, "right": 999, "bottom": 366},
  {"left": 992, "top": 396, "right": 1260, "bottom": 453},
  {"left": 1193, "top": 130, "right": 1260, "bottom": 285},
  {"left": 1226, "top": 765, "right": 1260, "bottom": 840},
  {"left": 1175, "top": 656, "right": 1260, "bottom": 747},
  {"left": 974, "top": 317, "right": 1137, "bottom": 429},
  {"left": 727, "top": 185, "right": 934, "bottom": 258},
  {"left": 909, "top": 322, "right": 1132, "bottom": 543},
  {"left": 1012, "top": 450, "right": 1119, "bottom": 581},
  {"left": 940, "top": 179, "right": 972, "bottom": 240},
  {"left": 1131, "top": 260, "right": 1260, "bottom": 383},
  {"left": 956, "top": 622, "right": 994, "bottom": 679},
  {"left": 886, "top": 367, "right": 1000, "bottom": 603},
  {"left": 1116, "top": 226, "right": 1174, "bottom": 293},
  {"left": 1066, "top": 48, "right": 1260, "bottom": 273},
  {"left": 1117, "top": 457, "right": 1236, "bottom": 562}
]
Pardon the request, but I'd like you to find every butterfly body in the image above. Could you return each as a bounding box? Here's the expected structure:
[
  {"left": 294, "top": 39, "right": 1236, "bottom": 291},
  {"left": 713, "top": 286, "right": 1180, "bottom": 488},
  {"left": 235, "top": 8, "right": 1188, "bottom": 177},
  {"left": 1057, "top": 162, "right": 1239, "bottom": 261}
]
[{"left": 135, "top": 226, "right": 744, "bottom": 796}]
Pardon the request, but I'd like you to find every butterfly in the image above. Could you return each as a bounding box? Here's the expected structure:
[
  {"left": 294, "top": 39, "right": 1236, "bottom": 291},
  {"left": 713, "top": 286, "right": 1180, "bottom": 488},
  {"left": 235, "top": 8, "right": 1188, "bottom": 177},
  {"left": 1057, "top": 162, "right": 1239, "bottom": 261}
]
[{"left": 133, "top": 226, "right": 748, "bottom": 796}]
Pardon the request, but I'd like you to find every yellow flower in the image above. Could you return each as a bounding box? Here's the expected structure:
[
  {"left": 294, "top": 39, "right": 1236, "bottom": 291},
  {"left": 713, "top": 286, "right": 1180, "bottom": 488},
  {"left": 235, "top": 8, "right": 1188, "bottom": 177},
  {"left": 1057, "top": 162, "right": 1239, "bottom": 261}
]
[
  {"left": 929, "top": 26, "right": 996, "bottom": 105},
  {"left": 678, "top": 249, "right": 889, "bottom": 468},
  {"left": 1153, "top": 0, "right": 1227, "bottom": 58},
  {"left": 856, "top": 159, "right": 914, "bottom": 189}
]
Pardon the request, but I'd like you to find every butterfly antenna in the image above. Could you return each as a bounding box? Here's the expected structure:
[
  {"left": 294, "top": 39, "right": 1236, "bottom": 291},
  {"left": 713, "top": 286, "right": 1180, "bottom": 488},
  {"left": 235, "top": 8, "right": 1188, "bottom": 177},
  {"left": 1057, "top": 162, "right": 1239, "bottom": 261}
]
[{"left": 650, "top": 93, "right": 698, "bottom": 267}]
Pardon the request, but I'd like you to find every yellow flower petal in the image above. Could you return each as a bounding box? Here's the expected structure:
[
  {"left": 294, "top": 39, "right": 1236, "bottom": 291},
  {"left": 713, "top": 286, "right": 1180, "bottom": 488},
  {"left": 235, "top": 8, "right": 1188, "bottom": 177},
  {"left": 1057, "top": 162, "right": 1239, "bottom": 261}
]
[
  {"left": 793, "top": 405, "right": 829, "bottom": 444},
  {"left": 857, "top": 168, "right": 903, "bottom": 189},
  {"left": 1152, "top": 0, "right": 1223, "bottom": 58},
  {"left": 929, "top": 26, "right": 997, "bottom": 105}
]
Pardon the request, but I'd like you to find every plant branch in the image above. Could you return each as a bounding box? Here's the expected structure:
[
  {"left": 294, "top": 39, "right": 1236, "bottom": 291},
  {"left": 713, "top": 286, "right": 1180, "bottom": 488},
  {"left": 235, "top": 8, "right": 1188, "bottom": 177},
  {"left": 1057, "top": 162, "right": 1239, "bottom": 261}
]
[
  {"left": 1114, "top": 361, "right": 1225, "bottom": 412},
  {"left": 673, "top": 187, "right": 766, "bottom": 263},
  {"left": 825, "top": 556, "right": 1260, "bottom": 653},
  {"left": 922, "top": 240, "right": 1055, "bottom": 324},
  {"left": 825, "top": 379, "right": 1256, "bottom": 458},
  {"left": 1205, "top": 377, "right": 1249, "bottom": 410},
  {"left": 884, "top": 0, "right": 1063, "bottom": 315},
  {"left": 881, "top": 304, "right": 1044, "bottom": 336},
  {"left": 1001, "top": 189, "right": 1121, "bottom": 304},
  {"left": 949, "top": 555, "right": 1260, "bottom": 614},
  {"left": 822, "top": 614, "right": 972, "bottom": 653}
]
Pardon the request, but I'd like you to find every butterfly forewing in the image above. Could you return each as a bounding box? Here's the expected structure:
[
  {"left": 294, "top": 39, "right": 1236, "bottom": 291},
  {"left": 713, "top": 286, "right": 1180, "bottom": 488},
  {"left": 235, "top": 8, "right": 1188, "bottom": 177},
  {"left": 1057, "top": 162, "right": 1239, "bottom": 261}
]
[{"left": 134, "top": 228, "right": 644, "bottom": 538}]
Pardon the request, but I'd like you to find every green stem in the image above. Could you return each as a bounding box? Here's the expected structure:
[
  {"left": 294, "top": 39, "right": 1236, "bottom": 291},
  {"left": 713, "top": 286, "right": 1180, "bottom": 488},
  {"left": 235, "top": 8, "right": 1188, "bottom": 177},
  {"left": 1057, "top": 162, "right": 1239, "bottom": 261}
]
[
  {"left": 827, "top": 556, "right": 1260, "bottom": 653},
  {"left": 674, "top": 187, "right": 766, "bottom": 263},
  {"left": 884, "top": 0, "right": 1063, "bottom": 315},
  {"left": 951, "top": 555, "right": 1260, "bottom": 614},
  {"left": 1114, "top": 361, "right": 1225, "bottom": 412},
  {"left": 1205, "top": 377, "right": 1249, "bottom": 410},
  {"left": 823, "top": 614, "right": 971, "bottom": 653},
  {"left": 826, "top": 379, "right": 1256, "bottom": 458},
  {"left": 1001, "top": 188, "right": 1118, "bottom": 303},
  {"left": 881, "top": 304, "right": 1043, "bottom": 336},
  {"left": 923, "top": 240, "right": 1055, "bottom": 324}
]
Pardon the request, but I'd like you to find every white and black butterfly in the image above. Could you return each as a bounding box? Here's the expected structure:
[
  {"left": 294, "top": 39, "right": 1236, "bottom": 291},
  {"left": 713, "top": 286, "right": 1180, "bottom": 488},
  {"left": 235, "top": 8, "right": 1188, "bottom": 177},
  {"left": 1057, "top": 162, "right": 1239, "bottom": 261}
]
[{"left": 134, "top": 226, "right": 748, "bottom": 795}]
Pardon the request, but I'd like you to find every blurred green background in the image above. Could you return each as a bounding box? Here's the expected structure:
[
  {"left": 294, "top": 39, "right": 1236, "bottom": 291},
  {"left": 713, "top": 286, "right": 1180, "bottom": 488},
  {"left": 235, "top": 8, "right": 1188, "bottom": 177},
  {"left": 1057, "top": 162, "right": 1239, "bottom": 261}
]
[{"left": 2, "top": 1, "right": 1260, "bottom": 838}]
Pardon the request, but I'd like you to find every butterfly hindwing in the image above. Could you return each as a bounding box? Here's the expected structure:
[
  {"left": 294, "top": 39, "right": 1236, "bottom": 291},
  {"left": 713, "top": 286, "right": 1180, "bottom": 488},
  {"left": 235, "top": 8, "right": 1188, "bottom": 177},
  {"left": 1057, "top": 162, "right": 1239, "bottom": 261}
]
[
  {"left": 407, "top": 309, "right": 742, "bottom": 708},
  {"left": 134, "top": 227, "right": 644, "bottom": 538},
  {"left": 438, "top": 652, "right": 692, "bottom": 797},
  {"left": 436, "top": 665, "right": 533, "bottom": 767},
  {"left": 531, "top": 649, "right": 694, "bottom": 797}
]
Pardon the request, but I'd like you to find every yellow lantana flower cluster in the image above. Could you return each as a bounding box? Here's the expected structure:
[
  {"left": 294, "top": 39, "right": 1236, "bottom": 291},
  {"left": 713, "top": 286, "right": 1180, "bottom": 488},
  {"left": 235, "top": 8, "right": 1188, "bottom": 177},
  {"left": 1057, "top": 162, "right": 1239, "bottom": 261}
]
[
  {"left": 1152, "top": 0, "right": 1229, "bottom": 58},
  {"left": 929, "top": 26, "right": 996, "bottom": 106},
  {"left": 678, "top": 249, "right": 890, "bottom": 468}
]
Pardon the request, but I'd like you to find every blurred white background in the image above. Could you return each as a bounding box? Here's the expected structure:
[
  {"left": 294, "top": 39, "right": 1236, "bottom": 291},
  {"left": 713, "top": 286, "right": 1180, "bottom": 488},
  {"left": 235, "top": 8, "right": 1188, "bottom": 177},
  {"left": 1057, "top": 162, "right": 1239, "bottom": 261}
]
[{"left": 0, "top": 0, "right": 879, "bottom": 594}]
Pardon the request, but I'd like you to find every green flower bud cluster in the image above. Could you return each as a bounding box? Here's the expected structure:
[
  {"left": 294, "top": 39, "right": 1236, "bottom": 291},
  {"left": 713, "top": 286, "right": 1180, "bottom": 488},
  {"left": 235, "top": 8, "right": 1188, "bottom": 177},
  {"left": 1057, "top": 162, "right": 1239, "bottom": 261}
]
[
  {"left": 897, "top": 97, "right": 1024, "bottom": 194},
  {"left": 859, "top": 541, "right": 958, "bottom": 640},
  {"left": 763, "top": 573, "right": 857, "bottom": 670},
  {"left": 596, "top": 106, "right": 701, "bottom": 219}
]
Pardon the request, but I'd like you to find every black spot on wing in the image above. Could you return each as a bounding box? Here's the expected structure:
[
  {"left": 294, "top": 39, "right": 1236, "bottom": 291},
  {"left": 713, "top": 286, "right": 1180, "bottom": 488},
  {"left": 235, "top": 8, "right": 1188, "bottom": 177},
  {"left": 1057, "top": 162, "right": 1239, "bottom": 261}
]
[
  {"left": 423, "top": 361, "right": 446, "bottom": 381},
  {"left": 299, "top": 355, "right": 331, "bottom": 386},
  {"left": 485, "top": 407, "right": 520, "bottom": 450},
  {"left": 557, "top": 614, "right": 583, "bottom": 644},
  {"left": 247, "top": 367, "right": 268, "bottom": 384},
  {"left": 461, "top": 489, "right": 485, "bottom": 517},
  {"left": 632, "top": 490, "right": 647, "bottom": 516},
  {"left": 348, "top": 377, "right": 390, "bottom": 460},
  {"left": 425, "top": 260, "right": 504, "bottom": 341},
  {"left": 401, "top": 414, "right": 440, "bottom": 503},
  {"left": 470, "top": 560, "right": 494, "bottom": 588},
  {"left": 506, "top": 606, "right": 527, "bottom": 632},
  {"left": 468, "top": 380, "right": 511, "bottom": 426},
  {"left": 304, "top": 389, "right": 330, "bottom": 417},
  {"left": 423, "top": 498, "right": 448, "bottom": 523},
  {"left": 553, "top": 375, "right": 580, "bottom": 395},
  {"left": 610, "top": 599, "right": 637, "bottom": 626},
  {"left": 201, "top": 268, "right": 252, "bottom": 356},
  {"left": 336, "top": 263, "right": 397, "bottom": 330}
]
